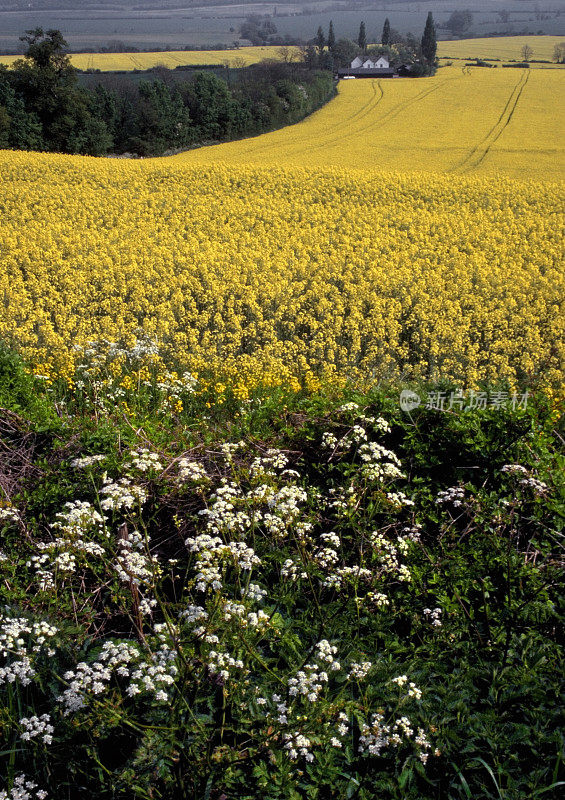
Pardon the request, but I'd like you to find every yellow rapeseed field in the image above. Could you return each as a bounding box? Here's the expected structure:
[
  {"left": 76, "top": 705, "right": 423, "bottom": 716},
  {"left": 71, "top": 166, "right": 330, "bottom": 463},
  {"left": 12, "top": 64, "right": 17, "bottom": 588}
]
[
  {"left": 438, "top": 35, "right": 564, "bottom": 63},
  {"left": 0, "top": 151, "right": 563, "bottom": 392},
  {"left": 0, "top": 45, "right": 299, "bottom": 71},
  {"left": 170, "top": 67, "right": 564, "bottom": 180},
  {"left": 1, "top": 36, "right": 562, "bottom": 71},
  {"left": 1, "top": 54, "right": 563, "bottom": 393}
]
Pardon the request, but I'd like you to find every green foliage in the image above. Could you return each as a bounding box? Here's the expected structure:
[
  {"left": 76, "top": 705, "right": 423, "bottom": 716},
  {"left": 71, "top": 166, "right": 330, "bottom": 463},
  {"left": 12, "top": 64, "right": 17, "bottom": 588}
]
[
  {"left": 327, "top": 21, "right": 336, "bottom": 54},
  {"left": 358, "top": 22, "right": 367, "bottom": 53},
  {"left": 0, "top": 346, "right": 563, "bottom": 799},
  {"left": 421, "top": 13, "right": 437, "bottom": 65},
  {"left": 2, "top": 29, "right": 336, "bottom": 157}
]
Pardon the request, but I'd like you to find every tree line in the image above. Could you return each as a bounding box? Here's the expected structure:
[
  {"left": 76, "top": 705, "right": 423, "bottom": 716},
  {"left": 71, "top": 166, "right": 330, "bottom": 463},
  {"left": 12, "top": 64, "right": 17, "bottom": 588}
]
[
  {"left": 0, "top": 29, "right": 335, "bottom": 157},
  {"left": 307, "top": 13, "right": 437, "bottom": 75}
]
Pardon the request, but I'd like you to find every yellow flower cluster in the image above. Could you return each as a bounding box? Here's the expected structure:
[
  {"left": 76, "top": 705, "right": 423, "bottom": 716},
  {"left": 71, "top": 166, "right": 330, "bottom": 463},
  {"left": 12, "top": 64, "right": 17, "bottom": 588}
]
[
  {"left": 170, "top": 67, "right": 564, "bottom": 180},
  {"left": 0, "top": 150, "right": 562, "bottom": 390}
]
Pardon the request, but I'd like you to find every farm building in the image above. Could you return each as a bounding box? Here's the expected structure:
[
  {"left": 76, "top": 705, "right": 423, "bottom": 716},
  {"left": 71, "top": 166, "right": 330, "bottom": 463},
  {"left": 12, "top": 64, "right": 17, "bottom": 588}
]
[{"left": 337, "top": 55, "right": 396, "bottom": 78}]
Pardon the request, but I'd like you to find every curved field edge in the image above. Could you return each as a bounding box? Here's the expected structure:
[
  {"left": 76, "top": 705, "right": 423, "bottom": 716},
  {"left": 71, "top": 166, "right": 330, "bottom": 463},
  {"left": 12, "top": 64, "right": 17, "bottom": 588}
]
[
  {"left": 164, "top": 68, "right": 565, "bottom": 181},
  {"left": 0, "top": 151, "right": 563, "bottom": 392}
]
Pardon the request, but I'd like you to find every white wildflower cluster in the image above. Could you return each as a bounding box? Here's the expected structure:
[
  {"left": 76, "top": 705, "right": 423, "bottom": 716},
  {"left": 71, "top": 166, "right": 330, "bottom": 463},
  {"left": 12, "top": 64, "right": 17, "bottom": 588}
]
[
  {"left": 19, "top": 714, "right": 54, "bottom": 745},
  {"left": 114, "top": 527, "right": 158, "bottom": 586},
  {"left": 401, "top": 524, "right": 422, "bottom": 542},
  {"left": 326, "top": 485, "right": 357, "bottom": 514},
  {"left": 519, "top": 476, "right": 548, "bottom": 494},
  {"left": 263, "top": 484, "right": 308, "bottom": 539},
  {"left": 392, "top": 674, "right": 422, "bottom": 699},
  {"left": 0, "top": 616, "right": 58, "bottom": 687},
  {"left": 0, "top": 774, "right": 48, "bottom": 800},
  {"left": 250, "top": 448, "right": 289, "bottom": 479},
  {"left": 350, "top": 424, "right": 368, "bottom": 443},
  {"left": 283, "top": 732, "right": 314, "bottom": 762},
  {"left": 436, "top": 487, "right": 465, "bottom": 507},
  {"left": 359, "top": 442, "right": 405, "bottom": 482},
  {"left": 372, "top": 417, "right": 392, "bottom": 434},
  {"left": 156, "top": 370, "right": 197, "bottom": 397},
  {"left": 100, "top": 478, "right": 147, "bottom": 511},
  {"left": 198, "top": 481, "right": 250, "bottom": 536},
  {"left": 323, "top": 564, "right": 372, "bottom": 590},
  {"left": 186, "top": 532, "right": 260, "bottom": 593},
  {"left": 501, "top": 465, "right": 548, "bottom": 495},
  {"left": 70, "top": 454, "right": 106, "bottom": 468},
  {"left": 359, "top": 712, "right": 430, "bottom": 761},
  {"left": 58, "top": 638, "right": 177, "bottom": 714},
  {"left": 219, "top": 441, "right": 245, "bottom": 462},
  {"left": 386, "top": 491, "right": 415, "bottom": 507},
  {"left": 126, "top": 449, "right": 163, "bottom": 473},
  {"left": 285, "top": 640, "right": 340, "bottom": 707},
  {"left": 366, "top": 591, "right": 390, "bottom": 608},
  {"left": 243, "top": 582, "right": 267, "bottom": 602},
  {"left": 331, "top": 710, "right": 350, "bottom": 748},
  {"left": 501, "top": 464, "right": 528, "bottom": 475},
  {"left": 321, "top": 432, "right": 338, "bottom": 450},
  {"left": 281, "top": 558, "right": 307, "bottom": 582},
  {"left": 28, "top": 501, "right": 107, "bottom": 589},
  {"left": 179, "top": 604, "right": 208, "bottom": 626},
  {"left": 177, "top": 458, "right": 209, "bottom": 483},
  {"left": 423, "top": 607, "right": 442, "bottom": 627},
  {"left": 338, "top": 402, "right": 359, "bottom": 413},
  {"left": 0, "top": 507, "right": 20, "bottom": 524},
  {"left": 315, "top": 531, "right": 341, "bottom": 570},
  {"left": 207, "top": 648, "right": 245, "bottom": 682},
  {"left": 110, "top": 336, "right": 160, "bottom": 363},
  {"left": 370, "top": 531, "right": 413, "bottom": 582},
  {"left": 349, "top": 661, "right": 372, "bottom": 680},
  {"left": 52, "top": 501, "right": 106, "bottom": 538},
  {"left": 221, "top": 600, "right": 270, "bottom": 630}
]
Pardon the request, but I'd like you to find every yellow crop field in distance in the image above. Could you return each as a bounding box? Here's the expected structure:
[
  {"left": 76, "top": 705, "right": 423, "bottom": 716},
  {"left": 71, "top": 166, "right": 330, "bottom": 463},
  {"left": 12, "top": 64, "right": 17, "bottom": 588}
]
[
  {"left": 0, "top": 152, "right": 563, "bottom": 392},
  {"left": 438, "top": 35, "right": 564, "bottom": 63},
  {"left": 170, "top": 67, "right": 564, "bottom": 180},
  {"left": 0, "top": 45, "right": 300, "bottom": 71},
  {"left": 1, "top": 36, "right": 562, "bottom": 71}
]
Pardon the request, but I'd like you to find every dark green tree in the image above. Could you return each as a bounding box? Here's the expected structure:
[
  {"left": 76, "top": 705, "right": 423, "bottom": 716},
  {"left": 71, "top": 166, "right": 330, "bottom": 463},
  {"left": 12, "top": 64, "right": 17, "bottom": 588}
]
[
  {"left": 327, "top": 20, "right": 336, "bottom": 52},
  {"left": 331, "top": 38, "right": 360, "bottom": 67},
  {"left": 0, "top": 66, "right": 43, "bottom": 150},
  {"left": 382, "top": 18, "right": 391, "bottom": 46},
  {"left": 11, "top": 28, "right": 111, "bottom": 153},
  {"left": 315, "top": 26, "right": 326, "bottom": 55},
  {"left": 358, "top": 21, "right": 367, "bottom": 52},
  {"left": 181, "top": 72, "right": 237, "bottom": 142},
  {"left": 421, "top": 12, "right": 437, "bottom": 64},
  {"left": 128, "top": 80, "right": 193, "bottom": 155}
]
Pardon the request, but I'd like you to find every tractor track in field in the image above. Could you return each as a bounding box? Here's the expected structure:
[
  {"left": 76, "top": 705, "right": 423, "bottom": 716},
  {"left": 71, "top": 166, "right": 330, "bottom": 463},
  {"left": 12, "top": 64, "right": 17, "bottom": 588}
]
[
  {"left": 297, "top": 76, "right": 454, "bottom": 158},
  {"left": 217, "top": 79, "right": 385, "bottom": 160},
  {"left": 451, "top": 69, "right": 530, "bottom": 173}
]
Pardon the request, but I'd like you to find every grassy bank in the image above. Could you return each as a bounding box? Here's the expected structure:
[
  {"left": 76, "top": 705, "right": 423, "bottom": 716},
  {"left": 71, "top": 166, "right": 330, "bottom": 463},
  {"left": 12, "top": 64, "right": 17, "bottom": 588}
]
[{"left": 0, "top": 345, "right": 563, "bottom": 799}]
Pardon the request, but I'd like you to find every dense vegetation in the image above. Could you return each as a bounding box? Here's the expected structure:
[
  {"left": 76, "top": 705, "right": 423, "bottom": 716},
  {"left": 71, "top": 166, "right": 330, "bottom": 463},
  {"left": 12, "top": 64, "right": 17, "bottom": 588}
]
[
  {"left": 0, "top": 342, "right": 563, "bottom": 799},
  {"left": 0, "top": 29, "right": 335, "bottom": 156}
]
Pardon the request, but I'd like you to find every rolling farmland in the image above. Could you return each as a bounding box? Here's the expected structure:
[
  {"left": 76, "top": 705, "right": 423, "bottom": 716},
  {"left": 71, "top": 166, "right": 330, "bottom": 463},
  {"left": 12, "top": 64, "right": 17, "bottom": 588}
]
[
  {"left": 171, "top": 67, "right": 564, "bottom": 180},
  {"left": 1, "top": 36, "right": 563, "bottom": 71},
  {"left": 0, "top": 45, "right": 299, "bottom": 71},
  {"left": 0, "top": 47, "right": 563, "bottom": 390}
]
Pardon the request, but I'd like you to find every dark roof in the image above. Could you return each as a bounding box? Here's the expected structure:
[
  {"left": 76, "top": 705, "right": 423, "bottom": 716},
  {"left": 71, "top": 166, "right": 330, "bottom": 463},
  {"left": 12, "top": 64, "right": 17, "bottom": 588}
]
[{"left": 337, "top": 68, "right": 396, "bottom": 77}]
